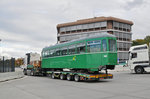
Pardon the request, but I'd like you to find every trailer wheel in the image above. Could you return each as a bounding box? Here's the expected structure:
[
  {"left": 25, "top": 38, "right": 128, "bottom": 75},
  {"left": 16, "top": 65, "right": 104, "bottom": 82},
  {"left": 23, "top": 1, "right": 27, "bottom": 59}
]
[
  {"left": 135, "top": 66, "right": 144, "bottom": 74},
  {"left": 67, "top": 74, "right": 73, "bottom": 81},
  {"left": 30, "top": 70, "right": 35, "bottom": 76},
  {"left": 74, "top": 75, "right": 80, "bottom": 82},
  {"left": 60, "top": 74, "right": 66, "bottom": 80},
  {"left": 23, "top": 69, "right": 27, "bottom": 75},
  {"left": 47, "top": 73, "right": 52, "bottom": 78},
  {"left": 52, "top": 73, "right": 55, "bottom": 79}
]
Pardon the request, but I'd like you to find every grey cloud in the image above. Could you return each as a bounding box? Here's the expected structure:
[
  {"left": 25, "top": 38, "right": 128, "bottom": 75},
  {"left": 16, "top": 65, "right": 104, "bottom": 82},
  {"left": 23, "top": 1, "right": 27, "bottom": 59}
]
[
  {"left": 125, "top": 0, "right": 146, "bottom": 10},
  {"left": 0, "top": 0, "right": 150, "bottom": 58}
]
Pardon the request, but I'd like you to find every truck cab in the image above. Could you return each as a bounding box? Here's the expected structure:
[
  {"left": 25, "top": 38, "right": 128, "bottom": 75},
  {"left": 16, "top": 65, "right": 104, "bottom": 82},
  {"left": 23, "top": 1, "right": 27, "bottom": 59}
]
[{"left": 127, "top": 44, "right": 150, "bottom": 73}]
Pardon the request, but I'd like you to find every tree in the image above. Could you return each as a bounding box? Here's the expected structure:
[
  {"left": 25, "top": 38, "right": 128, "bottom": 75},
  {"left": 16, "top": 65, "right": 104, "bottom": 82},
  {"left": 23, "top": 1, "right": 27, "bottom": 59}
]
[
  {"left": 15, "top": 58, "right": 24, "bottom": 67},
  {"left": 132, "top": 39, "right": 145, "bottom": 46},
  {"left": 132, "top": 35, "right": 150, "bottom": 46},
  {"left": 144, "top": 36, "right": 150, "bottom": 46}
]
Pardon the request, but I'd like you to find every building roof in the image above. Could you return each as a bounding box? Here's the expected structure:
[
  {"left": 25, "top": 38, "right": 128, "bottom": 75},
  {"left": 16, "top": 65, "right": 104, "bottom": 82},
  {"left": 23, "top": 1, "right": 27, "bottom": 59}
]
[
  {"left": 57, "top": 16, "right": 133, "bottom": 28},
  {"left": 42, "top": 33, "right": 116, "bottom": 51}
]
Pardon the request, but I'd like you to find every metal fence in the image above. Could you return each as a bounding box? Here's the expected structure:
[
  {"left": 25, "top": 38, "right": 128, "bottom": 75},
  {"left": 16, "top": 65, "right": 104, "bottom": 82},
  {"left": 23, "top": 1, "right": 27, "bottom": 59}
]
[{"left": 0, "top": 57, "right": 15, "bottom": 72}]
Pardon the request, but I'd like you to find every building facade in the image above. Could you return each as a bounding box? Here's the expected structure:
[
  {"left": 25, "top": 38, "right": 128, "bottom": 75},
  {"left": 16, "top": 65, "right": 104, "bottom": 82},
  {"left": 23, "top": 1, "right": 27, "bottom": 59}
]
[{"left": 57, "top": 16, "right": 133, "bottom": 62}]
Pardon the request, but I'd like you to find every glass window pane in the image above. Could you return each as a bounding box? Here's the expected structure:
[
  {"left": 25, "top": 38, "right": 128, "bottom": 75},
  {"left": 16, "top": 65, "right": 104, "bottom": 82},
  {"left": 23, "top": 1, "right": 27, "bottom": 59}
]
[
  {"left": 77, "top": 43, "right": 85, "bottom": 54},
  {"left": 87, "top": 40, "right": 101, "bottom": 53},
  {"left": 61, "top": 47, "right": 68, "bottom": 55},
  {"left": 102, "top": 39, "right": 107, "bottom": 51},
  {"left": 109, "top": 39, "right": 116, "bottom": 52},
  {"left": 69, "top": 45, "right": 76, "bottom": 55}
]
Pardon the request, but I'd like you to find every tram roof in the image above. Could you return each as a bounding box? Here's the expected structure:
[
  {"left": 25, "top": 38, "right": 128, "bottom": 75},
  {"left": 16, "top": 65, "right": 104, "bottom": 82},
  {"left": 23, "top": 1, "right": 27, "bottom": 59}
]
[{"left": 42, "top": 33, "right": 115, "bottom": 51}]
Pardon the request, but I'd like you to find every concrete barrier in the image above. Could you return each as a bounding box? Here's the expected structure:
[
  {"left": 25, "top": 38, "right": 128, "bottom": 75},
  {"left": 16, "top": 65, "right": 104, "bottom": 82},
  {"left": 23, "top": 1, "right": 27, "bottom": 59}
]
[{"left": 0, "top": 68, "right": 24, "bottom": 82}]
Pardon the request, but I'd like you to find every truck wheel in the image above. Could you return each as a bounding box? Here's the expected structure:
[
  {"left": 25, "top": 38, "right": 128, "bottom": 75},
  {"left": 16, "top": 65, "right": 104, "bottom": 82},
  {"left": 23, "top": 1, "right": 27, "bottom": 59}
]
[
  {"left": 52, "top": 73, "right": 55, "bottom": 79},
  {"left": 60, "top": 74, "right": 66, "bottom": 80},
  {"left": 67, "top": 74, "right": 73, "bottom": 81},
  {"left": 74, "top": 75, "right": 80, "bottom": 82},
  {"left": 135, "top": 66, "right": 144, "bottom": 74},
  {"left": 23, "top": 69, "right": 27, "bottom": 75}
]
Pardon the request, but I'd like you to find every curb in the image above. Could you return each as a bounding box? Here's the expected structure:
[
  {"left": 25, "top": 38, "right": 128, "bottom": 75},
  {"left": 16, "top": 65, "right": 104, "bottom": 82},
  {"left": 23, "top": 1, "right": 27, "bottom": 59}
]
[{"left": 0, "top": 75, "right": 25, "bottom": 83}]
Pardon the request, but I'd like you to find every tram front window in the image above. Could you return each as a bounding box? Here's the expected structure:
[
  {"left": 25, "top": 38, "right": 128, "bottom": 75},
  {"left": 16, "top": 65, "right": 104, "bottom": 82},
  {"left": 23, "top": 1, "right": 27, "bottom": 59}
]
[{"left": 109, "top": 39, "right": 116, "bottom": 52}]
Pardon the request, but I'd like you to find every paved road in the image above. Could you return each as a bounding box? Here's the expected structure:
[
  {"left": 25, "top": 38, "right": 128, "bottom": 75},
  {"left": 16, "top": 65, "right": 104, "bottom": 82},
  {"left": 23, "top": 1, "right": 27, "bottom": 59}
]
[{"left": 0, "top": 71, "right": 150, "bottom": 99}]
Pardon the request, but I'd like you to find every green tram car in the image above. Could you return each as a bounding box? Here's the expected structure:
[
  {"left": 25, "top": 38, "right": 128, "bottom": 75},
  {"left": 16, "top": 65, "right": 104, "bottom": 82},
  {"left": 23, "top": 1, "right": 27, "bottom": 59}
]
[{"left": 41, "top": 33, "right": 117, "bottom": 73}]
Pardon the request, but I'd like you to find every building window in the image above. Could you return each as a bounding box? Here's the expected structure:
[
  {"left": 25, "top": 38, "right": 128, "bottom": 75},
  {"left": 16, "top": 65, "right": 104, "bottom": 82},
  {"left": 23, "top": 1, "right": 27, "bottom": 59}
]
[
  {"left": 101, "top": 21, "right": 107, "bottom": 27},
  {"left": 94, "top": 22, "right": 101, "bottom": 28}
]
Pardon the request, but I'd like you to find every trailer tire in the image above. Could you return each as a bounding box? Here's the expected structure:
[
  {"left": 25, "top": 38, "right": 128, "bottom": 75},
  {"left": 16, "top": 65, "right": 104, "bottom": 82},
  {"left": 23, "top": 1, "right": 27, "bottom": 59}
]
[
  {"left": 43, "top": 73, "right": 47, "bottom": 76},
  {"left": 67, "top": 74, "right": 73, "bottom": 81},
  {"left": 74, "top": 75, "right": 80, "bottom": 82},
  {"left": 52, "top": 73, "right": 55, "bottom": 79},
  {"left": 47, "top": 73, "right": 52, "bottom": 78},
  {"left": 60, "top": 74, "right": 66, "bottom": 80},
  {"left": 135, "top": 66, "right": 144, "bottom": 74},
  {"left": 30, "top": 70, "right": 35, "bottom": 76},
  {"left": 23, "top": 69, "right": 27, "bottom": 75}
]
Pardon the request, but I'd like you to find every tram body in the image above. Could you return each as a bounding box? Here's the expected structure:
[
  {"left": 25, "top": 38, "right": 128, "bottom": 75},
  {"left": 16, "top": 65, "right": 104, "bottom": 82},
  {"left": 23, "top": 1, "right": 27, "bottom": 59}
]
[{"left": 41, "top": 33, "right": 117, "bottom": 72}]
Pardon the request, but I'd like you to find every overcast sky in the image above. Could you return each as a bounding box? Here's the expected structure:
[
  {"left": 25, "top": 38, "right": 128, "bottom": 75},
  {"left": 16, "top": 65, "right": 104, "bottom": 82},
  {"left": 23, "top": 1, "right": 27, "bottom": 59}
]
[{"left": 0, "top": 0, "right": 150, "bottom": 58}]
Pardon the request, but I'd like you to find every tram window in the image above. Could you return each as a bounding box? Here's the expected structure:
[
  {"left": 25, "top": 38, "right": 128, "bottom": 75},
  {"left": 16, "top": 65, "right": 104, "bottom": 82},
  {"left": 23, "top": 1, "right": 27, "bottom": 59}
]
[
  {"left": 55, "top": 49, "right": 61, "bottom": 56},
  {"left": 44, "top": 51, "right": 47, "bottom": 57},
  {"left": 69, "top": 48, "right": 76, "bottom": 55},
  {"left": 50, "top": 50, "right": 55, "bottom": 57},
  {"left": 77, "top": 47, "right": 80, "bottom": 54},
  {"left": 77, "top": 43, "right": 85, "bottom": 54},
  {"left": 42, "top": 51, "right": 45, "bottom": 57},
  {"left": 109, "top": 39, "right": 116, "bottom": 52},
  {"left": 47, "top": 50, "right": 51, "bottom": 57},
  {"left": 45, "top": 50, "right": 48, "bottom": 57},
  {"left": 69, "top": 45, "right": 76, "bottom": 55},
  {"left": 62, "top": 50, "right": 67, "bottom": 55},
  {"left": 80, "top": 46, "right": 85, "bottom": 53},
  {"left": 61, "top": 47, "right": 68, "bottom": 56},
  {"left": 102, "top": 39, "right": 107, "bottom": 51},
  {"left": 87, "top": 40, "right": 101, "bottom": 52}
]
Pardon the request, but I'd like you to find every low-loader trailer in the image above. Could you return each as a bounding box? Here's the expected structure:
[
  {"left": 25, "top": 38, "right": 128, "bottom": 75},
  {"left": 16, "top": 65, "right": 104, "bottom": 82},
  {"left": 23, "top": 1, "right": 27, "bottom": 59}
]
[{"left": 23, "top": 34, "right": 116, "bottom": 82}]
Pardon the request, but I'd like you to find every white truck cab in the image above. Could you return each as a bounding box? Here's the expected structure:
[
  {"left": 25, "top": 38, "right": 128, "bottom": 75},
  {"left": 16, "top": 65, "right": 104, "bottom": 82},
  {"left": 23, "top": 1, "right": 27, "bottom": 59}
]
[{"left": 128, "top": 44, "right": 150, "bottom": 74}]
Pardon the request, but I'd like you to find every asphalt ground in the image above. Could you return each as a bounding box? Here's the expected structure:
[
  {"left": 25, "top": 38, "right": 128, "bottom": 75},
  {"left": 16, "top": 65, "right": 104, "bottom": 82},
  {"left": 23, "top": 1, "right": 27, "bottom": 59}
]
[{"left": 0, "top": 71, "right": 150, "bottom": 99}]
